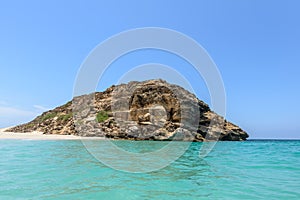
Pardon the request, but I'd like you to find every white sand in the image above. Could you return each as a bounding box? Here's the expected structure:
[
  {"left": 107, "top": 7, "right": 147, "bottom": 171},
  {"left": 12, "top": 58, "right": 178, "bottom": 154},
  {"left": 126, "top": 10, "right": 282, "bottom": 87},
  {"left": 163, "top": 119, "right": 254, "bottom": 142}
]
[{"left": 0, "top": 127, "right": 105, "bottom": 140}]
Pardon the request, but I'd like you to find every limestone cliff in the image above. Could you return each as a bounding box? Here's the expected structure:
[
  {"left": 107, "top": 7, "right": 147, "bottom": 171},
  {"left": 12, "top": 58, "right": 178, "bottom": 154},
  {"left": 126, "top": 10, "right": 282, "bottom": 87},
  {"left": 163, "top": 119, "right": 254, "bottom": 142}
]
[{"left": 7, "top": 79, "right": 248, "bottom": 141}]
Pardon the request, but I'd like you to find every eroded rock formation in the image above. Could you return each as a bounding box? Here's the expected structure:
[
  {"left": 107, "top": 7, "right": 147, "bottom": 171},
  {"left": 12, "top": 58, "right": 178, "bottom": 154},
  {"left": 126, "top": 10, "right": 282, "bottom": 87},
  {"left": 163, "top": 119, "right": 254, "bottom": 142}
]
[{"left": 7, "top": 79, "right": 249, "bottom": 141}]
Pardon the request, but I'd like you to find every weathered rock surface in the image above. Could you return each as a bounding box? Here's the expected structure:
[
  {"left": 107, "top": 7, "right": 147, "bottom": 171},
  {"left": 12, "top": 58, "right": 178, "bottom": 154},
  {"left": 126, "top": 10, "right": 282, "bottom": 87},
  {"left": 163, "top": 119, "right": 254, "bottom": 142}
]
[{"left": 7, "top": 79, "right": 249, "bottom": 141}]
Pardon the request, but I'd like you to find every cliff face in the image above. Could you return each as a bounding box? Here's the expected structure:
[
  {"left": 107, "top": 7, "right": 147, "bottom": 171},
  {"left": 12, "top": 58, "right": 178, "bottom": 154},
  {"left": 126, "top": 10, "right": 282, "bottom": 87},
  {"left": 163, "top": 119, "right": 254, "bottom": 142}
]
[{"left": 7, "top": 79, "right": 249, "bottom": 141}]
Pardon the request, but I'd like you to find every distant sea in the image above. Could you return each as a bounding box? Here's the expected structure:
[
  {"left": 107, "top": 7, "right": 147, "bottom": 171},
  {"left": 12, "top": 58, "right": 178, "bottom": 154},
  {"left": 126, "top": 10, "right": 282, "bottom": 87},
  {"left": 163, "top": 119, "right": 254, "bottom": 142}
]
[{"left": 0, "top": 140, "right": 299, "bottom": 199}]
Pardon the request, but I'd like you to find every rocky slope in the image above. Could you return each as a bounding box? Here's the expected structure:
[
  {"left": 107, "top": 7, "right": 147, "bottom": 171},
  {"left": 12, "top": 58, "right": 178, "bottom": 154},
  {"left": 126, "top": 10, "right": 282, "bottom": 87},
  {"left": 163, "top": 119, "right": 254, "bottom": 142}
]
[{"left": 7, "top": 79, "right": 248, "bottom": 141}]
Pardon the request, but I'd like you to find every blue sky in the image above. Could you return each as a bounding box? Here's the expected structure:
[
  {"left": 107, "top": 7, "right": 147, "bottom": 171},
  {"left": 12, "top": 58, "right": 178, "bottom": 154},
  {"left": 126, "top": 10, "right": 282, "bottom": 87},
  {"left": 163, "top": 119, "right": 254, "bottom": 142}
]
[{"left": 0, "top": 0, "right": 299, "bottom": 139}]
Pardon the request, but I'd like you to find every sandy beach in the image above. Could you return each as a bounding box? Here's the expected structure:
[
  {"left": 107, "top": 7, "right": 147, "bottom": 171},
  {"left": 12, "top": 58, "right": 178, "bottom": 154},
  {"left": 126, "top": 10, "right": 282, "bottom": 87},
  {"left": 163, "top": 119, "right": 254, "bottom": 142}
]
[{"left": 0, "top": 127, "right": 104, "bottom": 140}]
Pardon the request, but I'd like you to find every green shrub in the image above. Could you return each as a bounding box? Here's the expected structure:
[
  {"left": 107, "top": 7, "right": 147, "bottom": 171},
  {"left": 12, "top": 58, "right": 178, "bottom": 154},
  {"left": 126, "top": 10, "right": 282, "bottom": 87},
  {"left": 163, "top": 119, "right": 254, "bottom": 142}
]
[
  {"left": 96, "top": 111, "right": 109, "bottom": 122},
  {"left": 25, "top": 123, "right": 34, "bottom": 128},
  {"left": 41, "top": 112, "right": 57, "bottom": 121},
  {"left": 58, "top": 113, "right": 72, "bottom": 122}
]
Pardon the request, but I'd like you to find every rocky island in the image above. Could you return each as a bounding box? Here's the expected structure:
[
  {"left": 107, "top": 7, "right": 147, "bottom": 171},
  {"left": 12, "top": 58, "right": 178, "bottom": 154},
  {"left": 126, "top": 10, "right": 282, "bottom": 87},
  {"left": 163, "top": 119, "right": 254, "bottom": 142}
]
[{"left": 6, "top": 79, "right": 248, "bottom": 141}]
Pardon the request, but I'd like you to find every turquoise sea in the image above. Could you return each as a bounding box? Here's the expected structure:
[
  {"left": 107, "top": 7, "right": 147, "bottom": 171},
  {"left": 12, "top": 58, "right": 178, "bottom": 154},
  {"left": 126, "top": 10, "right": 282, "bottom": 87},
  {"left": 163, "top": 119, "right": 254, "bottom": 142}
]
[{"left": 0, "top": 140, "right": 299, "bottom": 199}]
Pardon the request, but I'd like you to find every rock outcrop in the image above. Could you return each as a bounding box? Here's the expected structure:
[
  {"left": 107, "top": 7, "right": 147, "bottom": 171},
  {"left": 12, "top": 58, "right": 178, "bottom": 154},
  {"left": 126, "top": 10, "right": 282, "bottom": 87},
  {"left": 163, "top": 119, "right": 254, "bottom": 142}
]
[{"left": 7, "top": 79, "right": 249, "bottom": 141}]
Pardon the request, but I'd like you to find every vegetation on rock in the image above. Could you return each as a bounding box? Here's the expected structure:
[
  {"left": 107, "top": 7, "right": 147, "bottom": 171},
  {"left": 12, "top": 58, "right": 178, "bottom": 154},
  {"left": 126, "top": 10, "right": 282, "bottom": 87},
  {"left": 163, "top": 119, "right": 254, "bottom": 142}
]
[
  {"left": 58, "top": 113, "right": 73, "bottom": 122},
  {"left": 96, "top": 111, "right": 109, "bottom": 123},
  {"left": 40, "top": 112, "right": 57, "bottom": 121}
]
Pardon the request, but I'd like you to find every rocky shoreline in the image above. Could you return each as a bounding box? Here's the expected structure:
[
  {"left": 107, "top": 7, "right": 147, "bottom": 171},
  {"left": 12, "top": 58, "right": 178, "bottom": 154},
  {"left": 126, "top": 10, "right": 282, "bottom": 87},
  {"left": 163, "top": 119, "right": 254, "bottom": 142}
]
[{"left": 7, "top": 79, "right": 249, "bottom": 141}]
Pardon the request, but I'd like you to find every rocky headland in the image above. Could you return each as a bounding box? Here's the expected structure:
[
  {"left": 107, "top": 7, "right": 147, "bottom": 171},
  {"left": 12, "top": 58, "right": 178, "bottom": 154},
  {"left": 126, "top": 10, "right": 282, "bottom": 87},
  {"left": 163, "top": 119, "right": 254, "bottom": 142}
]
[{"left": 6, "top": 79, "right": 248, "bottom": 141}]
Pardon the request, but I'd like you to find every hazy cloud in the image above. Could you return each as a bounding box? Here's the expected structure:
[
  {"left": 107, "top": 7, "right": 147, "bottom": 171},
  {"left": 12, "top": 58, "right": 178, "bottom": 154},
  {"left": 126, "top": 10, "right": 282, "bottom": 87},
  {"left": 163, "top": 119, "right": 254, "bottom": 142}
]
[
  {"left": 33, "top": 105, "right": 50, "bottom": 112},
  {"left": 0, "top": 105, "right": 40, "bottom": 128},
  {"left": 0, "top": 106, "right": 37, "bottom": 117},
  {"left": 0, "top": 100, "right": 8, "bottom": 105}
]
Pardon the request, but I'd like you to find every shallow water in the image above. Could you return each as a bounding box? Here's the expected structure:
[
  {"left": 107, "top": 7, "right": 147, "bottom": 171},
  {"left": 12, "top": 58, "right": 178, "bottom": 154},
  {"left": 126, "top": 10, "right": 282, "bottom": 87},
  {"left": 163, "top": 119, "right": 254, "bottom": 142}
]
[{"left": 0, "top": 140, "right": 299, "bottom": 199}]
